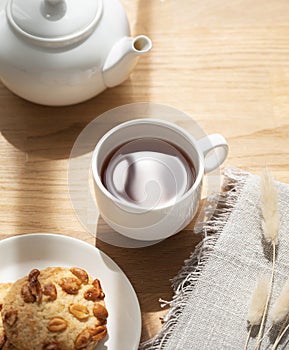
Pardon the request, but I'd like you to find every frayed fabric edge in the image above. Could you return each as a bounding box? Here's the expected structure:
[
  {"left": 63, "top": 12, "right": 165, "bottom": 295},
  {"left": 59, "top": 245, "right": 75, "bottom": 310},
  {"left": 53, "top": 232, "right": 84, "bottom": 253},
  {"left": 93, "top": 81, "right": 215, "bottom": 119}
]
[{"left": 139, "top": 166, "right": 251, "bottom": 350}]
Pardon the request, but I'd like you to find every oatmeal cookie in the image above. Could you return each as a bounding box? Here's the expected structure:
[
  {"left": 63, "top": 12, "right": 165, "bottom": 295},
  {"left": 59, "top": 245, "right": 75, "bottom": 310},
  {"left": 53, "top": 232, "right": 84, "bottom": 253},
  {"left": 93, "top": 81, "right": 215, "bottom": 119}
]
[
  {"left": 2, "top": 267, "right": 108, "bottom": 350},
  {"left": 0, "top": 283, "right": 14, "bottom": 350},
  {"left": 1, "top": 341, "right": 18, "bottom": 350}
]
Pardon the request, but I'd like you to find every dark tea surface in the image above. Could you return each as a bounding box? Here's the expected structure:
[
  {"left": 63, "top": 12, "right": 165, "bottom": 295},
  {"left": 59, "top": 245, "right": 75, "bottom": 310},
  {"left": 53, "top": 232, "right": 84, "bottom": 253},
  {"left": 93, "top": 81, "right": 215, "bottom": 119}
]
[{"left": 101, "top": 138, "right": 196, "bottom": 209}]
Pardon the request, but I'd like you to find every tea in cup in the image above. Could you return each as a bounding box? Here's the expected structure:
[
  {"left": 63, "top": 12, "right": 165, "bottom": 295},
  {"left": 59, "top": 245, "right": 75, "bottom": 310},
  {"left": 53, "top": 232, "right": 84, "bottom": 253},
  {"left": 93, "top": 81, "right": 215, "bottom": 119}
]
[{"left": 92, "top": 118, "right": 228, "bottom": 241}]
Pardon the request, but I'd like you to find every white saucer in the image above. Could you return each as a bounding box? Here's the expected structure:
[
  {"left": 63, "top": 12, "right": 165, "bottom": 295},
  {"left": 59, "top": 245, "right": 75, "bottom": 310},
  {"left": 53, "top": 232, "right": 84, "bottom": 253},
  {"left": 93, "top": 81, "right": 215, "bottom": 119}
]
[{"left": 0, "top": 233, "right": 141, "bottom": 350}]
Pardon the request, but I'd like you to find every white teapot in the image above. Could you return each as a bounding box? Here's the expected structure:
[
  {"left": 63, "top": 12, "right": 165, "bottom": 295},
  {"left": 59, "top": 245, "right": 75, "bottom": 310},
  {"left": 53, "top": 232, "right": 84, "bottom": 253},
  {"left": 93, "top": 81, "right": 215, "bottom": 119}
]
[{"left": 0, "top": 0, "right": 152, "bottom": 106}]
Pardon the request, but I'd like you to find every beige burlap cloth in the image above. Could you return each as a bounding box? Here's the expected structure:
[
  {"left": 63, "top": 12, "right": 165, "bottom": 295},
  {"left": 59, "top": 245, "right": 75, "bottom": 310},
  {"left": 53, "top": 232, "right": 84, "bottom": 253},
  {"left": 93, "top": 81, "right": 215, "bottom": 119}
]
[{"left": 140, "top": 167, "right": 289, "bottom": 350}]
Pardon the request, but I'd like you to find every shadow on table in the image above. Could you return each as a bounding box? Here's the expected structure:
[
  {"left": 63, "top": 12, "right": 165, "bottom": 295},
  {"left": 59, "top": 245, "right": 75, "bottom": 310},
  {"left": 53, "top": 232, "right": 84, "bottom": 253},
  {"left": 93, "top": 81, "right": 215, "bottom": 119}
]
[
  {"left": 94, "top": 215, "right": 202, "bottom": 342},
  {"left": 0, "top": 82, "right": 136, "bottom": 160}
]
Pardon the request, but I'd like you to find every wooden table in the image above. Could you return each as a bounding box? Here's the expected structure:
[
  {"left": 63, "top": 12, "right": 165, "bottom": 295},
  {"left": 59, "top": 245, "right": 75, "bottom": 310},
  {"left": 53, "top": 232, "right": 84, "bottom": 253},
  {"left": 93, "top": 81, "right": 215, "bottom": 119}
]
[{"left": 1, "top": 0, "right": 289, "bottom": 344}]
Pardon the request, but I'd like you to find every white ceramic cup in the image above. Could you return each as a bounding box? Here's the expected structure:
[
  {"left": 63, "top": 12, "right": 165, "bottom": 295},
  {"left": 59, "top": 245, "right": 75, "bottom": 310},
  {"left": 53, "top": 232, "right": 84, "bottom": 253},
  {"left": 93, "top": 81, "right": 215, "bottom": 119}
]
[{"left": 92, "top": 118, "right": 228, "bottom": 241}]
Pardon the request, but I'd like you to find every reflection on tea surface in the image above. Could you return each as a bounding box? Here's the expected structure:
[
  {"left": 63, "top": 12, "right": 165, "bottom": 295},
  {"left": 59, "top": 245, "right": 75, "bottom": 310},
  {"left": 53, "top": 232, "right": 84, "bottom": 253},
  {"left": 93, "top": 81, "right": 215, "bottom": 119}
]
[{"left": 101, "top": 138, "right": 196, "bottom": 209}]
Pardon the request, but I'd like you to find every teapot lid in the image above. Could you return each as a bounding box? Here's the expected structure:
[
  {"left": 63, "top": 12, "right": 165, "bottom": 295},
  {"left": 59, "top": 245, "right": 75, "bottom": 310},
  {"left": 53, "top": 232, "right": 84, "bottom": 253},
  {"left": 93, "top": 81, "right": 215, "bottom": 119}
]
[{"left": 6, "top": 0, "right": 103, "bottom": 47}]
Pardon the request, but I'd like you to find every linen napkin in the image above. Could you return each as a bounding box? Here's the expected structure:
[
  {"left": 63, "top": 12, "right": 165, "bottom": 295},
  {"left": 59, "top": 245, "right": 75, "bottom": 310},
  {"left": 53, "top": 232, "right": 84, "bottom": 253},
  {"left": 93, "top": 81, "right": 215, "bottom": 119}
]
[{"left": 140, "top": 167, "right": 289, "bottom": 350}]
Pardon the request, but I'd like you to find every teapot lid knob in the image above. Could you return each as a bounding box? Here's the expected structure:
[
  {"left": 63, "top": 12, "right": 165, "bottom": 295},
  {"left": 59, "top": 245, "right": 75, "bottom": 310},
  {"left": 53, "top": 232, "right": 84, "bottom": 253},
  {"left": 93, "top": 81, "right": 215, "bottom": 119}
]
[{"left": 42, "top": 0, "right": 67, "bottom": 21}]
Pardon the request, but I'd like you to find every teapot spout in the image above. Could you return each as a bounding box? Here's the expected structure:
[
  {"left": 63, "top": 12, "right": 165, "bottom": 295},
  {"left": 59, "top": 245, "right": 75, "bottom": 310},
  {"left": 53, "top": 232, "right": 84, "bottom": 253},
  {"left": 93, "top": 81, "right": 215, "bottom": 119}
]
[{"left": 103, "top": 35, "right": 152, "bottom": 87}]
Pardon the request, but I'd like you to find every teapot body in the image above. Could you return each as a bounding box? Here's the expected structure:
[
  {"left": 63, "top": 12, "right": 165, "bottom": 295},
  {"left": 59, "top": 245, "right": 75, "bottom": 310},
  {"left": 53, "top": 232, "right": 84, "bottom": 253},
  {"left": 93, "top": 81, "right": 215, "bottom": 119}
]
[{"left": 0, "top": 0, "right": 132, "bottom": 105}]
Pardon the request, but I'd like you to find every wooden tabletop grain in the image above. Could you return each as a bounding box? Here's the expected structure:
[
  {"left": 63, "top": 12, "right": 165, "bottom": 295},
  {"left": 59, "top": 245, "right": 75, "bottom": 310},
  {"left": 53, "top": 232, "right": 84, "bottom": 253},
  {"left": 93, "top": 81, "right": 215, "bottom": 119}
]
[{"left": 1, "top": 0, "right": 289, "bottom": 344}]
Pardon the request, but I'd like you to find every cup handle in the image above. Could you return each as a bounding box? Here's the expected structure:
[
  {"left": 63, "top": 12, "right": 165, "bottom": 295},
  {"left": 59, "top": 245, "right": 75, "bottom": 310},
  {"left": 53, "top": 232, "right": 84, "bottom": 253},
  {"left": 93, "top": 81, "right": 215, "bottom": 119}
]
[{"left": 196, "top": 134, "right": 228, "bottom": 173}]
